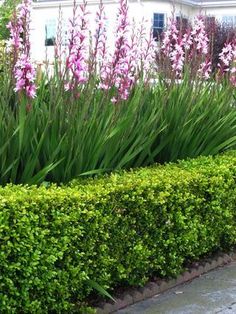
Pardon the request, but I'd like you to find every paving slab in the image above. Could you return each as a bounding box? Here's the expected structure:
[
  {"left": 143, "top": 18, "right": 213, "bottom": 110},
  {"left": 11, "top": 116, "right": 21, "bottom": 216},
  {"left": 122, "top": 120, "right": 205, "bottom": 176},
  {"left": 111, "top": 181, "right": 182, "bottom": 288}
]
[{"left": 116, "top": 262, "right": 236, "bottom": 314}]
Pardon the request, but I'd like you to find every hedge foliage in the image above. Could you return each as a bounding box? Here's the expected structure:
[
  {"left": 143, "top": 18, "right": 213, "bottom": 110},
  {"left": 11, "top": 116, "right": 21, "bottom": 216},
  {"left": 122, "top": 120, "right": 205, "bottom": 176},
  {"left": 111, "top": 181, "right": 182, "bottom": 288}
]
[{"left": 1, "top": 152, "right": 236, "bottom": 312}]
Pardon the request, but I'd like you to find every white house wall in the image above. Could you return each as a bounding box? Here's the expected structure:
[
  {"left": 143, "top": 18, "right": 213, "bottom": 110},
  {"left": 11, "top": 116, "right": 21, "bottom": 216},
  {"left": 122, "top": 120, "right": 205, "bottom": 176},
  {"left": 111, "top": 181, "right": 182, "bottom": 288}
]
[
  {"left": 201, "top": 6, "right": 236, "bottom": 21},
  {"left": 30, "top": 0, "right": 197, "bottom": 61}
]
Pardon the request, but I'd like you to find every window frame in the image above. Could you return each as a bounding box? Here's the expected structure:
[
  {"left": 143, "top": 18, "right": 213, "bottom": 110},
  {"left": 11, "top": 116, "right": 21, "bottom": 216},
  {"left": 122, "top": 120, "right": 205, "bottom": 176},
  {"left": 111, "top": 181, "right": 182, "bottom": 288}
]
[
  {"left": 153, "top": 12, "right": 165, "bottom": 40},
  {"left": 44, "top": 17, "right": 68, "bottom": 47},
  {"left": 45, "top": 18, "right": 57, "bottom": 47}
]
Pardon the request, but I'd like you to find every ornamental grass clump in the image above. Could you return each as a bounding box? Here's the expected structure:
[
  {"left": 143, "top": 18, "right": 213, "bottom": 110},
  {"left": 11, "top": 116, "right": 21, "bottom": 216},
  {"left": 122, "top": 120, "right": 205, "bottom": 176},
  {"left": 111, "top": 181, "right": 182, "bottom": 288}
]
[{"left": 0, "top": 0, "right": 236, "bottom": 185}]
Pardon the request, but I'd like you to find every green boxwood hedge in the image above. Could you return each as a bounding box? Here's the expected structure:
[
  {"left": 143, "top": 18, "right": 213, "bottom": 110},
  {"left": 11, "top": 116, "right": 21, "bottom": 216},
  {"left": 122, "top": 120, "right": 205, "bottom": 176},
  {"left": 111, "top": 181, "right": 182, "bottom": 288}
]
[{"left": 1, "top": 152, "right": 236, "bottom": 312}]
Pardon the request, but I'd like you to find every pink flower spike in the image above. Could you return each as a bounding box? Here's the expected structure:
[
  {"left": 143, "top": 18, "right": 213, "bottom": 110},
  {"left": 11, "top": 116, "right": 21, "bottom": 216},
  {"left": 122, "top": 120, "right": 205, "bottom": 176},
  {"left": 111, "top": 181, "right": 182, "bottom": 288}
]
[
  {"left": 162, "top": 17, "right": 179, "bottom": 56},
  {"left": 8, "top": 0, "right": 37, "bottom": 100},
  {"left": 66, "top": 0, "right": 90, "bottom": 90},
  {"left": 14, "top": 53, "right": 37, "bottom": 99},
  {"left": 191, "top": 16, "right": 209, "bottom": 55},
  {"left": 198, "top": 59, "right": 212, "bottom": 80}
]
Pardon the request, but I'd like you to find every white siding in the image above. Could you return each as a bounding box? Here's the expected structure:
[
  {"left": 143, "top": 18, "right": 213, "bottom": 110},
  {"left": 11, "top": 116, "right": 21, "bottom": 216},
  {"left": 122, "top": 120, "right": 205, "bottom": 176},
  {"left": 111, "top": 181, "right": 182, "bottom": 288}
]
[{"left": 31, "top": 0, "right": 198, "bottom": 61}]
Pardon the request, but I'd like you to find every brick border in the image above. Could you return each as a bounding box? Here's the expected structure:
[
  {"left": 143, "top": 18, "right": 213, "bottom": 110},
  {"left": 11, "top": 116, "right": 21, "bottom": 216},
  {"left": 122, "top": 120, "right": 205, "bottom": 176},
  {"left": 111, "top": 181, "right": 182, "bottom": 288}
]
[{"left": 96, "top": 251, "right": 236, "bottom": 314}]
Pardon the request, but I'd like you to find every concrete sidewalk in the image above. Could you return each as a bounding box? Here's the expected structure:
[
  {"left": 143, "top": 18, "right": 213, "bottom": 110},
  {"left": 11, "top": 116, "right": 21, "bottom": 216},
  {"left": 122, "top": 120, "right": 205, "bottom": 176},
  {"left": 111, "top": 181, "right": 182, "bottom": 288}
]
[{"left": 117, "top": 262, "right": 236, "bottom": 314}]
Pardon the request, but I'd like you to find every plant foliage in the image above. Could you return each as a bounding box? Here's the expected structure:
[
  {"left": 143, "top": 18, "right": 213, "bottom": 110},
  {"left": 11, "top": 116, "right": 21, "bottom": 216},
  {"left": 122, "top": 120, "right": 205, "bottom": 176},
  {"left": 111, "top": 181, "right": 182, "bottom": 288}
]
[
  {"left": 0, "top": 0, "right": 236, "bottom": 185},
  {"left": 1, "top": 152, "right": 236, "bottom": 311},
  {"left": 0, "top": 0, "right": 20, "bottom": 40},
  {"left": 1, "top": 71, "right": 236, "bottom": 185}
]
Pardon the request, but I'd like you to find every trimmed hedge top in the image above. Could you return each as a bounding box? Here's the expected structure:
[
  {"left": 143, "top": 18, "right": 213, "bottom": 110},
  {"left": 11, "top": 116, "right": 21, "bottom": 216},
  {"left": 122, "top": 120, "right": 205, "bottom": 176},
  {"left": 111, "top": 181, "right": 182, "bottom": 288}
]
[{"left": 1, "top": 152, "right": 236, "bottom": 312}]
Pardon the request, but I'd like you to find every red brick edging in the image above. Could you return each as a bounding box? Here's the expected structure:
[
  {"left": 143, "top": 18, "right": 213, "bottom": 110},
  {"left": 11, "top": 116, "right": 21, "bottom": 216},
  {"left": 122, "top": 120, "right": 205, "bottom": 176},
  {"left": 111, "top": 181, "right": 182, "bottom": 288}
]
[{"left": 96, "top": 251, "right": 236, "bottom": 313}]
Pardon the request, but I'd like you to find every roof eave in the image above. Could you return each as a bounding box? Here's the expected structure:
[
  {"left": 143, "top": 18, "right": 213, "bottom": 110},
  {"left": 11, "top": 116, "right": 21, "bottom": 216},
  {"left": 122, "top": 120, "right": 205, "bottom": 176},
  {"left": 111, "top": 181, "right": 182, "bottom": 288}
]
[{"left": 32, "top": 0, "right": 236, "bottom": 9}]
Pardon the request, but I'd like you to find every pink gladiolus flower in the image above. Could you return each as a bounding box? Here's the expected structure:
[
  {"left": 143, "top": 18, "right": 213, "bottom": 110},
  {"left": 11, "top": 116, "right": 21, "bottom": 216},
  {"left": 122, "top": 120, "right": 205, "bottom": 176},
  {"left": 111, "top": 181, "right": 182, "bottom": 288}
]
[
  {"left": 14, "top": 53, "right": 36, "bottom": 98},
  {"left": 182, "top": 29, "right": 193, "bottom": 51},
  {"left": 93, "top": 1, "right": 108, "bottom": 68},
  {"left": 162, "top": 17, "right": 185, "bottom": 77},
  {"left": 191, "top": 16, "right": 209, "bottom": 55},
  {"left": 116, "top": 20, "right": 142, "bottom": 100},
  {"left": 140, "top": 21, "right": 157, "bottom": 80},
  {"left": 7, "top": 17, "right": 23, "bottom": 51},
  {"left": 8, "top": 0, "right": 36, "bottom": 99},
  {"left": 99, "top": 0, "right": 136, "bottom": 101},
  {"left": 198, "top": 60, "right": 212, "bottom": 80},
  {"left": 17, "top": 0, "right": 32, "bottom": 21},
  {"left": 170, "top": 39, "right": 185, "bottom": 76},
  {"left": 230, "top": 74, "right": 236, "bottom": 87},
  {"left": 219, "top": 42, "right": 236, "bottom": 69},
  {"left": 66, "top": 0, "right": 89, "bottom": 89},
  {"left": 218, "top": 40, "right": 236, "bottom": 86},
  {"left": 111, "top": 96, "right": 117, "bottom": 103},
  {"left": 162, "top": 17, "right": 179, "bottom": 56},
  {"left": 110, "top": 0, "right": 130, "bottom": 89},
  {"left": 7, "top": 0, "right": 31, "bottom": 51}
]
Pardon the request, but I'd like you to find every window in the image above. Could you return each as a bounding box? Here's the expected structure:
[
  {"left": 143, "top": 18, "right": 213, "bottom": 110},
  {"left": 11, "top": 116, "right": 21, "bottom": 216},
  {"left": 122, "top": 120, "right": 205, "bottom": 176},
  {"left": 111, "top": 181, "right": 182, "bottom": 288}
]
[
  {"left": 222, "top": 16, "right": 236, "bottom": 27},
  {"left": 153, "top": 13, "right": 165, "bottom": 40},
  {"left": 45, "top": 19, "right": 57, "bottom": 46},
  {"left": 45, "top": 18, "right": 68, "bottom": 47}
]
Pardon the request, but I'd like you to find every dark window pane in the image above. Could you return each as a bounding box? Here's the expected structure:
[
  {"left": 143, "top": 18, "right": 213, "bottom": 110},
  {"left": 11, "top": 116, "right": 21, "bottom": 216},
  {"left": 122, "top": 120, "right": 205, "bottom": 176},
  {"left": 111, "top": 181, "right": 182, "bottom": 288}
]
[
  {"left": 45, "top": 37, "right": 55, "bottom": 46},
  {"left": 45, "top": 19, "right": 56, "bottom": 46},
  {"left": 154, "top": 13, "right": 164, "bottom": 22},
  {"left": 153, "top": 13, "right": 159, "bottom": 20},
  {"left": 153, "top": 13, "right": 165, "bottom": 41},
  {"left": 153, "top": 20, "right": 158, "bottom": 27}
]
